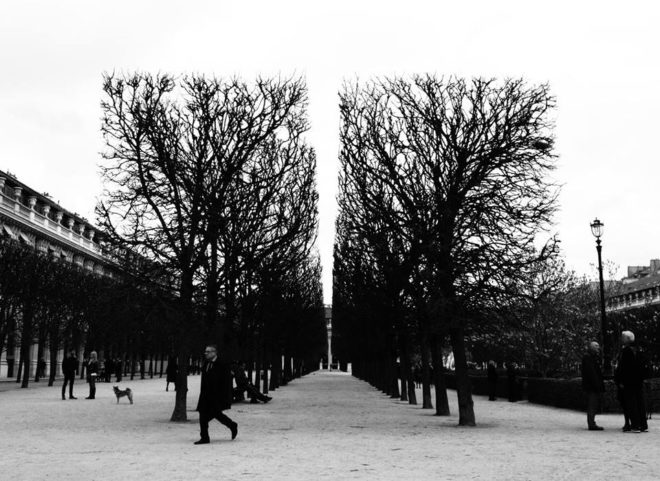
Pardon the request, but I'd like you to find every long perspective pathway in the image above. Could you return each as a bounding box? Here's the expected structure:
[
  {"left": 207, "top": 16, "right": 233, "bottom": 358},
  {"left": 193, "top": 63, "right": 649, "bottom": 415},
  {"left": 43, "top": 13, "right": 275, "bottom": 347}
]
[{"left": 0, "top": 371, "right": 657, "bottom": 480}]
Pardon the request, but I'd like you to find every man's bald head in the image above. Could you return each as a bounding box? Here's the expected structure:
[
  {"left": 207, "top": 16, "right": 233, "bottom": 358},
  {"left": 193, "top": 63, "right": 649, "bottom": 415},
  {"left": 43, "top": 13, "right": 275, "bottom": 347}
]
[{"left": 588, "top": 341, "right": 600, "bottom": 354}]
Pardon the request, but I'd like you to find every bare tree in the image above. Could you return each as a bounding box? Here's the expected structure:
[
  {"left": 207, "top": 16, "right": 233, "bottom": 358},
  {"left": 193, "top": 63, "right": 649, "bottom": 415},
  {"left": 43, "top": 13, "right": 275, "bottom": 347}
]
[{"left": 336, "top": 76, "right": 558, "bottom": 425}]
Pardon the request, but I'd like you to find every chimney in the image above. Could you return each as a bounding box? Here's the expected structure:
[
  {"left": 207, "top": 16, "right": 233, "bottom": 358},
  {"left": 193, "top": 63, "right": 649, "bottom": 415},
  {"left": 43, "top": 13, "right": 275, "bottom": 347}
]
[{"left": 650, "top": 259, "right": 660, "bottom": 274}]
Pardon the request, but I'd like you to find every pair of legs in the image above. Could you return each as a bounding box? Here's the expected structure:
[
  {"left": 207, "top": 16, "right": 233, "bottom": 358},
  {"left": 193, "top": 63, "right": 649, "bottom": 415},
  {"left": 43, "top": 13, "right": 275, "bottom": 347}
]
[
  {"left": 62, "top": 375, "right": 76, "bottom": 399},
  {"left": 488, "top": 381, "right": 497, "bottom": 401},
  {"left": 242, "top": 383, "right": 271, "bottom": 403},
  {"left": 622, "top": 388, "right": 648, "bottom": 432},
  {"left": 586, "top": 391, "right": 602, "bottom": 429},
  {"left": 197, "top": 409, "right": 237, "bottom": 443},
  {"left": 87, "top": 377, "right": 96, "bottom": 399}
]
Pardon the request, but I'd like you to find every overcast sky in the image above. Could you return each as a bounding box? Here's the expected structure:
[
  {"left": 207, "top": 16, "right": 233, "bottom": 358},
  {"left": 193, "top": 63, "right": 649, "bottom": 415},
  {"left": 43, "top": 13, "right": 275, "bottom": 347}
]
[{"left": 1, "top": 0, "right": 659, "bottom": 303}]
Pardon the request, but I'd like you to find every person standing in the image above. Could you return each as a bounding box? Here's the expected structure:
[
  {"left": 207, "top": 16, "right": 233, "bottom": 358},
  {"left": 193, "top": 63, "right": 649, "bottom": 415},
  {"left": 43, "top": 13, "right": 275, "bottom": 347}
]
[
  {"left": 506, "top": 362, "right": 517, "bottom": 402},
  {"left": 487, "top": 360, "right": 498, "bottom": 401},
  {"left": 194, "top": 345, "right": 237, "bottom": 445},
  {"left": 104, "top": 358, "right": 114, "bottom": 383},
  {"left": 86, "top": 351, "right": 99, "bottom": 400},
  {"left": 166, "top": 356, "right": 178, "bottom": 392},
  {"left": 61, "top": 350, "right": 78, "bottom": 400},
  {"left": 581, "top": 341, "right": 605, "bottom": 430},
  {"left": 614, "top": 331, "right": 648, "bottom": 433}
]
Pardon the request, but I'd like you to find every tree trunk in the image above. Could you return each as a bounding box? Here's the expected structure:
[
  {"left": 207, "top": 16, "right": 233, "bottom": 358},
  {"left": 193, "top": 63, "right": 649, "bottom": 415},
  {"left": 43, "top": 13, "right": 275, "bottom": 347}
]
[
  {"left": 420, "top": 333, "right": 433, "bottom": 409},
  {"left": 48, "top": 331, "right": 59, "bottom": 387},
  {"left": 450, "top": 327, "right": 475, "bottom": 426},
  {"left": 283, "top": 354, "right": 292, "bottom": 385},
  {"left": 170, "top": 346, "right": 189, "bottom": 422},
  {"left": 262, "top": 353, "right": 270, "bottom": 395},
  {"left": 20, "top": 302, "right": 35, "bottom": 388},
  {"left": 431, "top": 335, "right": 450, "bottom": 416}
]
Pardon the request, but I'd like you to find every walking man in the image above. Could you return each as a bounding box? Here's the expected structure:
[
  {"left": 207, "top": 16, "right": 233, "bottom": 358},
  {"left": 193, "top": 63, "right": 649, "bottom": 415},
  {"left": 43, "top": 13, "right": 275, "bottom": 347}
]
[
  {"left": 61, "top": 350, "right": 78, "bottom": 400},
  {"left": 194, "top": 345, "right": 237, "bottom": 444},
  {"left": 614, "top": 331, "right": 648, "bottom": 433},
  {"left": 581, "top": 341, "right": 605, "bottom": 430}
]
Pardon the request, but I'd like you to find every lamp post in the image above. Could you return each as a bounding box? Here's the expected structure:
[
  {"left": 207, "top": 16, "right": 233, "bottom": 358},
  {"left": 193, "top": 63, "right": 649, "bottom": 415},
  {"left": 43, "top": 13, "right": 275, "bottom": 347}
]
[{"left": 590, "top": 218, "right": 610, "bottom": 376}]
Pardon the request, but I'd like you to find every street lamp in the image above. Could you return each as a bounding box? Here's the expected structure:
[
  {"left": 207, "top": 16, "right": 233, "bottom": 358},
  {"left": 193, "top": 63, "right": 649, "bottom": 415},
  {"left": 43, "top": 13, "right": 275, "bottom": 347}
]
[{"left": 590, "top": 218, "right": 610, "bottom": 376}]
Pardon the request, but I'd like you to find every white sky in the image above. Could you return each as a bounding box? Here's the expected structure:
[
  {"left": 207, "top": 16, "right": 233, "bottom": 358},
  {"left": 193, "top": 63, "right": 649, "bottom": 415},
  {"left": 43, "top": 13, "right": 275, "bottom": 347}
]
[{"left": 1, "top": 0, "right": 659, "bottom": 304}]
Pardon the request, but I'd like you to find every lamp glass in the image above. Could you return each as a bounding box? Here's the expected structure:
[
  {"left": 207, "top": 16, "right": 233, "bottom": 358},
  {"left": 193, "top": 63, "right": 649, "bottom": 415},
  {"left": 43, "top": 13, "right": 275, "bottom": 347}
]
[{"left": 590, "top": 219, "right": 604, "bottom": 238}]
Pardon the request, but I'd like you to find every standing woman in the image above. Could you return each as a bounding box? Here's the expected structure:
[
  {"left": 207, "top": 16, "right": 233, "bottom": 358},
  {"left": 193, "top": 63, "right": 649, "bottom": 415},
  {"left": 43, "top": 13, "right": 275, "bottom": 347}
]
[{"left": 86, "top": 351, "right": 99, "bottom": 399}]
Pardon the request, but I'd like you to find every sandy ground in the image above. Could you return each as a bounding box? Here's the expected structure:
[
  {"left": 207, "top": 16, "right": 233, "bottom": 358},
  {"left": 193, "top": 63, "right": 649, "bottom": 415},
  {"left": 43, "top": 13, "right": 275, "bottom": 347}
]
[{"left": 0, "top": 371, "right": 657, "bottom": 481}]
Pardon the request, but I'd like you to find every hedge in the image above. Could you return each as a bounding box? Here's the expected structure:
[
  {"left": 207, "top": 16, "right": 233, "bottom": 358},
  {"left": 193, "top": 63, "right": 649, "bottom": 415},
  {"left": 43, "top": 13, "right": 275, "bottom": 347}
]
[{"left": 442, "top": 371, "right": 660, "bottom": 414}]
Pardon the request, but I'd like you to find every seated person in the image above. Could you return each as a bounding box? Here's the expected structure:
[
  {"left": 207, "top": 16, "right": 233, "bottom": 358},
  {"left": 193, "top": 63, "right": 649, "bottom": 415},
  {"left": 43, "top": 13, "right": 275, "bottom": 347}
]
[{"left": 232, "top": 362, "right": 272, "bottom": 403}]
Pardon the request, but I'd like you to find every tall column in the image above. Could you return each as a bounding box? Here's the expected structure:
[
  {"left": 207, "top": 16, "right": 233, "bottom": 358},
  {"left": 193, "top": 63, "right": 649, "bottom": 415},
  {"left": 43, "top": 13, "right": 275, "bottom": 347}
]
[{"left": 13, "top": 187, "right": 22, "bottom": 213}]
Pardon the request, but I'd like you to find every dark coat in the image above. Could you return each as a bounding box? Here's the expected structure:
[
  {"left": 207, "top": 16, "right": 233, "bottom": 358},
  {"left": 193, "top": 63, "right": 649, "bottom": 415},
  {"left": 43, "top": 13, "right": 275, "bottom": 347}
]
[
  {"left": 86, "top": 360, "right": 99, "bottom": 382},
  {"left": 615, "top": 346, "right": 643, "bottom": 390},
  {"left": 487, "top": 364, "right": 498, "bottom": 382},
  {"left": 581, "top": 352, "right": 605, "bottom": 392},
  {"left": 196, "top": 359, "right": 233, "bottom": 413},
  {"left": 62, "top": 356, "right": 77, "bottom": 377},
  {"left": 166, "top": 362, "right": 178, "bottom": 383}
]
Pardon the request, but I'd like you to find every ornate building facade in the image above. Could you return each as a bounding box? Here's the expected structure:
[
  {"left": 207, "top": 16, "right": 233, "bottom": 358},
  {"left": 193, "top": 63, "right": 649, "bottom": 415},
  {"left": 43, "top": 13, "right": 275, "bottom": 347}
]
[
  {"left": 606, "top": 259, "right": 660, "bottom": 313},
  {"left": 0, "top": 169, "right": 114, "bottom": 378}
]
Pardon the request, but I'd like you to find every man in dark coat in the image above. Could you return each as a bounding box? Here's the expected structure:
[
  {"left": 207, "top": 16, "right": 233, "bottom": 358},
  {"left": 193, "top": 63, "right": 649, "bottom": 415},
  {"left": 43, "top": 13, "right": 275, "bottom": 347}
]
[
  {"left": 614, "top": 331, "right": 648, "bottom": 433},
  {"left": 487, "top": 360, "right": 498, "bottom": 401},
  {"left": 194, "top": 345, "right": 237, "bottom": 445},
  {"left": 581, "top": 341, "right": 605, "bottom": 430},
  {"left": 61, "top": 350, "right": 78, "bottom": 400}
]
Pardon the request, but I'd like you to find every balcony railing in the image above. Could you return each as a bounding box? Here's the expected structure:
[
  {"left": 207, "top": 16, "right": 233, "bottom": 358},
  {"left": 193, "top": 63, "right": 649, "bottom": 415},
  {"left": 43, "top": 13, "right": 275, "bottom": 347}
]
[{"left": 0, "top": 192, "right": 103, "bottom": 258}]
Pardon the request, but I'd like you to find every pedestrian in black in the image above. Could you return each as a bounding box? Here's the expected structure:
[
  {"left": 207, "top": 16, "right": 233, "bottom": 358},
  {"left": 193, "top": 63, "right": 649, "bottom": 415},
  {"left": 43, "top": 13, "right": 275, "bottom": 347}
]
[
  {"left": 86, "top": 351, "right": 99, "bottom": 399},
  {"left": 115, "top": 358, "right": 123, "bottom": 383},
  {"left": 487, "top": 360, "right": 498, "bottom": 401},
  {"left": 506, "top": 362, "right": 517, "bottom": 402},
  {"left": 581, "top": 341, "right": 605, "bottom": 431},
  {"left": 105, "top": 358, "right": 114, "bottom": 383},
  {"left": 166, "top": 356, "right": 178, "bottom": 392},
  {"left": 61, "top": 350, "right": 78, "bottom": 400},
  {"left": 37, "top": 358, "right": 46, "bottom": 379},
  {"left": 194, "top": 345, "right": 237, "bottom": 444},
  {"left": 614, "top": 331, "right": 648, "bottom": 433}
]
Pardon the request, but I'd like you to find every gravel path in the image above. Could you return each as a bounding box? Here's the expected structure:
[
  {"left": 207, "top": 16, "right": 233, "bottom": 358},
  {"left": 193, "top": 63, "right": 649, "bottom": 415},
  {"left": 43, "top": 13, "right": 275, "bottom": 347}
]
[{"left": 0, "top": 371, "right": 657, "bottom": 480}]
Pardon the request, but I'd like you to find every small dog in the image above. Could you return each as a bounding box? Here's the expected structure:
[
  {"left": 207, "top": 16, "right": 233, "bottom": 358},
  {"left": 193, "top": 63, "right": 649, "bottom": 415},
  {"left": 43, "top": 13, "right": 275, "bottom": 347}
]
[{"left": 113, "top": 386, "right": 133, "bottom": 404}]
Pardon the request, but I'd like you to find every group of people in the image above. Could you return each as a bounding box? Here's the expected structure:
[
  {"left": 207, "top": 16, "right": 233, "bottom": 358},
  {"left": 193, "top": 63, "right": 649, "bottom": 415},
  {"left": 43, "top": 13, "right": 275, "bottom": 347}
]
[
  {"left": 61, "top": 349, "right": 99, "bottom": 400},
  {"left": 582, "top": 330, "right": 650, "bottom": 433},
  {"left": 486, "top": 360, "right": 519, "bottom": 402}
]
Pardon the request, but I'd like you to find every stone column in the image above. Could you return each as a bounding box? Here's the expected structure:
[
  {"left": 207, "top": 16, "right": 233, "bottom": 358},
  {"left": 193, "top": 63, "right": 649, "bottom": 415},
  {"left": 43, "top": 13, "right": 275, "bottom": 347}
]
[
  {"left": 42, "top": 205, "right": 51, "bottom": 227},
  {"left": 0, "top": 176, "right": 5, "bottom": 205},
  {"left": 55, "top": 211, "right": 63, "bottom": 234},
  {"left": 13, "top": 187, "right": 22, "bottom": 213},
  {"left": 66, "top": 218, "right": 75, "bottom": 240},
  {"left": 27, "top": 196, "right": 37, "bottom": 221}
]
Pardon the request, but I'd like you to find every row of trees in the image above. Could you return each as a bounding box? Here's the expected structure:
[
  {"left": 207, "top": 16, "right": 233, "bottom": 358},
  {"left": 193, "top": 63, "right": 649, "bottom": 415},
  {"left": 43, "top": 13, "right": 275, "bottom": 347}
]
[
  {"left": 0, "top": 238, "right": 175, "bottom": 388},
  {"left": 333, "top": 76, "right": 561, "bottom": 426},
  {"left": 98, "top": 73, "right": 327, "bottom": 421}
]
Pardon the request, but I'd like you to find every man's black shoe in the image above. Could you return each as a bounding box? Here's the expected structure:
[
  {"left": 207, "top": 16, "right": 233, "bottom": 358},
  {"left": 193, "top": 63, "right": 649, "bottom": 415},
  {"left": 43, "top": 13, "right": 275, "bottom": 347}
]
[
  {"left": 194, "top": 439, "right": 210, "bottom": 445},
  {"left": 622, "top": 426, "right": 631, "bottom": 432},
  {"left": 230, "top": 423, "right": 238, "bottom": 440},
  {"left": 264, "top": 396, "right": 272, "bottom": 403},
  {"left": 588, "top": 425, "right": 604, "bottom": 431},
  {"left": 69, "top": 396, "right": 77, "bottom": 400},
  {"left": 62, "top": 397, "right": 66, "bottom": 400},
  {"left": 250, "top": 398, "right": 259, "bottom": 404}
]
